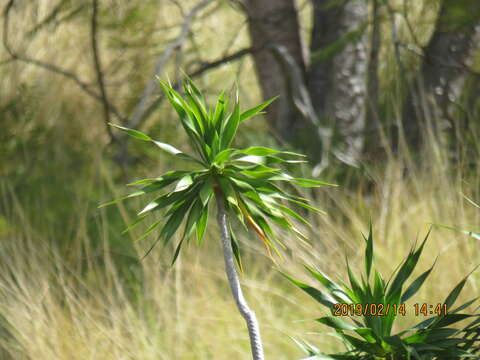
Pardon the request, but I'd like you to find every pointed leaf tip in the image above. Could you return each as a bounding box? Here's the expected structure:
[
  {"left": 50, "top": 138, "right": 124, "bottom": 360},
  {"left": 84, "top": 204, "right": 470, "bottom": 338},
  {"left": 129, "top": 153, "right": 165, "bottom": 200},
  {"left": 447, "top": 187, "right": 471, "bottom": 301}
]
[{"left": 109, "top": 123, "right": 152, "bottom": 141}]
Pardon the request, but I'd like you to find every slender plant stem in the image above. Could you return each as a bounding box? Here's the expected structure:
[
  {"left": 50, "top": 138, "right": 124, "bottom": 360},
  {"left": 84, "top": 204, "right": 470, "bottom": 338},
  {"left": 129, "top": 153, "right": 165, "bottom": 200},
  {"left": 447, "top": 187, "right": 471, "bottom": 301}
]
[{"left": 215, "top": 191, "right": 265, "bottom": 360}]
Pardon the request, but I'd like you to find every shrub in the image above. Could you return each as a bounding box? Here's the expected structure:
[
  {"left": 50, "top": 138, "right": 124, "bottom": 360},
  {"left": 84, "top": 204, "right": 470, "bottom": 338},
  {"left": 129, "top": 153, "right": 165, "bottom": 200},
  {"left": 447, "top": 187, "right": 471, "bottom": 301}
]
[{"left": 283, "top": 226, "right": 480, "bottom": 359}]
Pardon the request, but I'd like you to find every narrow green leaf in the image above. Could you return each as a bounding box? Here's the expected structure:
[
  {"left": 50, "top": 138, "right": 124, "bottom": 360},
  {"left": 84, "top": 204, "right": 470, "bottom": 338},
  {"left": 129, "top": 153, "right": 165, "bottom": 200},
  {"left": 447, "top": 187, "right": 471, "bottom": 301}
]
[
  {"left": 99, "top": 180, "right": 172, "bottom": 208},
  {"left": 174, "top": 175, "right": 193, "bottom": 192},
  {"left": 182, "top": 198, "right": 203, "bottom": 239},
  {"left": 134, "top": 219, "right": 163, "bottom": 242},
  {"left": 199, "top": 179, "right": 213, "bottom": 206},
  {"left": 287, "top": 198, "right": 326, "bottom": 215},
  {"left": 212, "top": 91, "right": 226, "bottom": 127},
  {"left": 196, "top": 207, "right": 209, "bottom": 244},
  {"left": 221, "top": 92, "right": 241, "bottom": 149},
  {"left": 185, "top": 77, "right": 207, "bottom": 114},
  {"left": 159, "top": 199, "right": 193, "bottom": 246},
  {"left": 280, "top": 272, "right": 336, "bottom": 308},
  {"left": 444, "top": 276, "right": 468, "bottom": 311},
  {"left": 304, "top": 266, "right": 352, "bottom": 304},
  {"left": 109, "top": 123, "right": 151, "bottom": 141},
  {"left": 229, "top": 177, "right": 256, "bottom": 192},
  {"left": 98, "top": 191, "right": 144, "bottom": 208},
  {"left": 346, "top": 259, "right": 363, "bottom": 302},
  {"left": 230, "top": 224, "right": 243, "bottom": 272},
  {"left": 127, "top": 170, "right": 190, "bottom": 187},
  {"left": 218, "top": 177, "right": 239, "bottom": 208},
  {"left": 152, "top": 141, "right": 205, "bottom": 165},
  {"left": 151, "top": 141, "right": 183, "bottom": 156},
  {"left": 432, "top": 223, "right": 480, "bottom": 241},
  {"left": 450, "top": 297, "right": 478, "bottom": 313},
  {"left": 373, "top": 270, "right": 386, "bottom": 299},
  {"left": 233, "top": 155, "right": 266, "bottom": 165},
  {"left": 159, "top": 80, "right": 202, "bottom": 135},
  {"left": 316, "top": 316, "right": 358, "bottom": 331},
  {"left": 239, "top": 96, "right": 278, "bottom": 122},
  {"left": 127, "top": 178, "right": 157, "bottom": 186},
  {"left": 238, "top": 146, "right": 280, "bottom": 156},
  {"left": 355, "top": 328, "right": 379, "bottom": 343},
  {"left": 401, "top": 259, "right": 436, "bottom": 303},
  {"left": 275, "top": 204, "right": 310, "bottom": 226},
  {"left": 292, "top": 178, "right": 338, "bottom": 187},
  {"left": 171, "top": 236, "right": 186, "bottom": 266},
  {"left": 139, "top": 190, "right": 183, "bottom": 215},
  {"left": 121, "top": 215, "right": 148, "bottom": 234},
  {"left": 214, "top": 148, "right": 235, "bottom": 165},
  {"left": 340, "top": 334, "right": 381, "bottom": 354},
  {"left": 387, "top": 230, "right": 430, "bottom": 300},
  {"left": 364, "top": 222, "right": 373, "bottom": 280},
  {"left": 434, "top": 314, "right": 473, "bottom": 328},
  {"left": 265, "top": 156, "right": 307, "bottom": 165}
]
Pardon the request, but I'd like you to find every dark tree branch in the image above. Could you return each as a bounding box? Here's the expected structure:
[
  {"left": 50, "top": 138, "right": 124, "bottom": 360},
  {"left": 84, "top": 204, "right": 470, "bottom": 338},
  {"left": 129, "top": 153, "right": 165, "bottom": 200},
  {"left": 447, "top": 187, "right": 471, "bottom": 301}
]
[
  {"left": 190, "top": 47, "right": 253, "bottom": 77},
  {"left": 4, "top": 0, "right": 253, "bottom": 169},
  {"left": 221, "top": 20, "right": 247, "bottom": 58},
  {"left": 2, "top": 0, "right": 126, "bottom": 124},
  {"left": 26, "top": 0, "right": 68, "bottom": 36},
  {"left": 90, "top": 0, "right": 115, "bottom": 143}
]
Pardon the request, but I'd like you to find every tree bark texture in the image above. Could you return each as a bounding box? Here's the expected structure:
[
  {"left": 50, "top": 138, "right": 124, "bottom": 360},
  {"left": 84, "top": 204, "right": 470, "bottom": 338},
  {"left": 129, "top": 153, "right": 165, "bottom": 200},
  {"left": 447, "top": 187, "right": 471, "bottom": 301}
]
[
  {"left": 244, "top": 0, "right": 368, "bottom": 164},
  {"left": 363, "top": 0, "right": 383, "bottom": 158},
  {"left": 244, "top": 0, "right": 306, "bottom": 141},
  {"left": 402, "top": 0, "right": 480, "bottom": 150},
  {"left": 215, "top": 191, "right": 264, "bottom": 360},
  {"left": 309, "top": 0, "right": 368, "bottom": 164}
]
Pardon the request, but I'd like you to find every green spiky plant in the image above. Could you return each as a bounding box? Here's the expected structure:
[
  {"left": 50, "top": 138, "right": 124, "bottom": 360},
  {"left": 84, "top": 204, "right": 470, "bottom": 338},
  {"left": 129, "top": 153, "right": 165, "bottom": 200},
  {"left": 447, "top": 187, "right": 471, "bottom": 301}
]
[
  {"left": 283, "top": 226, "right": 480, "bottom": 360},
  {"left": 100, "top": 78, "right": 334, "bottom": 360}
]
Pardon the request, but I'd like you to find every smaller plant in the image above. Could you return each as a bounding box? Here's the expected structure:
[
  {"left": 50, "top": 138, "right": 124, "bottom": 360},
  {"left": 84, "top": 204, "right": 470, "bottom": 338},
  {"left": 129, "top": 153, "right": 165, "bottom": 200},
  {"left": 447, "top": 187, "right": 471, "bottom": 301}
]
[{"left": 283, "top": 226, "right": 480, "bottom": 360}]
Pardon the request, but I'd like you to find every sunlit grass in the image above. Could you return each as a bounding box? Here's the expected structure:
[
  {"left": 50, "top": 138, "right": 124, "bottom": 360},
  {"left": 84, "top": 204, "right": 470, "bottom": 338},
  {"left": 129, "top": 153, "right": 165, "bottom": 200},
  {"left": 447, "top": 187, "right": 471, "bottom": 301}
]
[
  {"left": 1, "top": 1, "right": 479, "bottom": 358},
  {"left": 1, "top": 143, "right": 478, "bottom": 359}
]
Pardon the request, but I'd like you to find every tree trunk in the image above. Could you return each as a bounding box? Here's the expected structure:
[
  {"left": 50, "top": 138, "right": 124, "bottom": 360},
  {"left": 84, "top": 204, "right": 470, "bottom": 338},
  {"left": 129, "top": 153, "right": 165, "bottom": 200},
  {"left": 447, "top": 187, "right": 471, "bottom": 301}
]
[
  {"left": 215, "top": 190, "right": 264, "bottom": 360},
  {"left": 243, "top": 0, "right": 306, "bottom": 141},
  {"left": 402, "top": 0, "right": 480, "bottom": 151},
  {"left": 308, "top": 0, "right": 369, "bottom": 165},
  {"left": 363, "top": 0, "right": 383, "bottom": 159}
]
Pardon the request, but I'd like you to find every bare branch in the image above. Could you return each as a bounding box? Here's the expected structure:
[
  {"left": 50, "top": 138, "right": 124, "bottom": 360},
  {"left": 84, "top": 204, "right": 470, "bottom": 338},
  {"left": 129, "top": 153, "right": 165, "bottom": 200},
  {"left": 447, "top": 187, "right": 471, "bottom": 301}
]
[
  {"left": 127, "top": 0, "right": 214, "bottom": 130},
  {"left": 2, "top": 0, "right": 126, "bottom": 124},
  {"left": 90, "top": 0, "right": 115, "bottom": 143},
  {"left": 26, "top": 0, "right": 68, "bottom": 36}
]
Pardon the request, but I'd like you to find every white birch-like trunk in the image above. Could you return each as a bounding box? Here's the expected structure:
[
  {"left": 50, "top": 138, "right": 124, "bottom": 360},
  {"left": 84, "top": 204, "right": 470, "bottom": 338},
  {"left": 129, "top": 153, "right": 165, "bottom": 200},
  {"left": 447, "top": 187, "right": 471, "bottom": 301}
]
[{"left": 215, "top": 191, "right": 265, "bottom": 360}]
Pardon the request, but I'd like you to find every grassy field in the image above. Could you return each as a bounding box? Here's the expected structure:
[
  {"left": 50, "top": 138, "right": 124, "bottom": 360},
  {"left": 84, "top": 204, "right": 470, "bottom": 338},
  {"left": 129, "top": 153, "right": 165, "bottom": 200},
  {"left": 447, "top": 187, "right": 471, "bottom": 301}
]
[
  {"left": 1, "top": 0, "right": 479, "bottom": 358},
  {"left": 1, "top": 143, "right": 479, "bottom": 359}
]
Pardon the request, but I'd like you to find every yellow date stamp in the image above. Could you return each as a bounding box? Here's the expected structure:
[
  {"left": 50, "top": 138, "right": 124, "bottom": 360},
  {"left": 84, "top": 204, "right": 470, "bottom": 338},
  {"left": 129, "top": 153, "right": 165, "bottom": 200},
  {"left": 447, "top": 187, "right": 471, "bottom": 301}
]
[{"left": 332, "top": 303, "right": 448, "bottom": 317}]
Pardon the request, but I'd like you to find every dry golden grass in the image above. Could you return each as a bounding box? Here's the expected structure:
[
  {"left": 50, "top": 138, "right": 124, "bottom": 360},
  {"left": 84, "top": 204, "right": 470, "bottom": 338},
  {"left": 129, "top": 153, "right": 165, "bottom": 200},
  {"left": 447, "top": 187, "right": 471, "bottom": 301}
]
[
  {"left": 1, "top": 1, "right": 479, "bottom": 359},
  {"left": 1, "top": 145, "right": 479, "bottom": 359}
]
